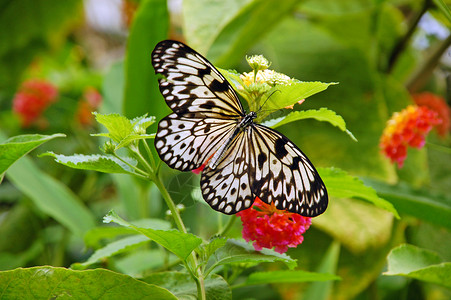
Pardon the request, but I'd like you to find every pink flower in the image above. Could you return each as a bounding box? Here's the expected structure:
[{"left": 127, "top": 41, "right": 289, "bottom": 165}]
[
  {"left": 12, "top": 79, "right": 58, "bottom": 127},
  {"left": 237, "top": 197, "right": 312, "bottom": 254},
  {"left": 380, "top": 105, "right": 442, "bottom": 168}
]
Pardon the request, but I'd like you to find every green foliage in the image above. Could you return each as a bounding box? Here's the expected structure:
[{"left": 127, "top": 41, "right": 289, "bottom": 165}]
[
  {"left": 0, "top": 266, "right": 177, "bottom": 299},
  {"left": 5, "top": 154, "right": 96, "bottom": 237},
  {"left": 320, "top": 167, "right": 399, "bottom": 218},
  {"left": 209, "top": 239, "right": 298, "bottom": 271},
  {"left": 123, "top": 0, "right": 169, "bottom": 119},
  {"left": 0, "top": 133, "right": 65, "bottom": 179},
  {"left": 104, "top": 210, "right": 203, "bottom": 261},
  {"left": 43, "top": 152, "right": 136, "bottom": 174},
  {"left": 245, "top": 270, "right": 340, "bottom": 285},
  {"left": 0, "top": 0, "right": 82, "bottom": 91},
  {"left": 93, "top": 113, "right": 155, "bottom": 149},
  {"left": 366, "top": 178, "right": 451, "bottom": 229},
  {"left": 1, "top": 0, "right": 451, "bottom": 299},
  {"left": 302, "top": 241, "right": 341, "bottom": 300},
  {"left": 385, "top": 244, "right": 451, "bottom": 289},
  {"left": 143, "top": 272, "right": 232, "bottom": 300},
  {"left": 265, "top": 108, "right": 356, "bottom": 141}
]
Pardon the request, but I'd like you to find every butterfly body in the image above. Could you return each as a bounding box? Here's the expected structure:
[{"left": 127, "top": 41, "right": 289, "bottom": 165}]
[{"left": 152, "top": 40, "right": 328, "bottom": 217}]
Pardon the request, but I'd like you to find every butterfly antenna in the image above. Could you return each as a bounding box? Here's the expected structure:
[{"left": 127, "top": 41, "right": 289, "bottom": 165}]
[{"left": 257, "top": 89, "right": 281, "bottom": 114}]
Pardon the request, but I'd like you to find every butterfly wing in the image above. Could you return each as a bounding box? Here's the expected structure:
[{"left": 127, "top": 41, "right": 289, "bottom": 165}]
[
  {"left": 152, "top": 40, "right": 245, "bottom": 171},
  {"left": 155, "top": 113, "right": 238, "bottom": 171},
  {"left": 199, "top": 124, "right": 328, "bottom": 217},
  {"left": 250, "top": 124, "right": 328, "bottom": 217},
  {"left": 151, "top": 40, "right": 244, "bottom": 118},
  {"left": 200, "top": 128, "right": 256, "bottom": 214}
]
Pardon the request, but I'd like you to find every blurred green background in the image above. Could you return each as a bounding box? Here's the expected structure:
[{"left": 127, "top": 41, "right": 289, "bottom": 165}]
[{"left": 0, "top": 0, "right": 450, "bottom": 299}]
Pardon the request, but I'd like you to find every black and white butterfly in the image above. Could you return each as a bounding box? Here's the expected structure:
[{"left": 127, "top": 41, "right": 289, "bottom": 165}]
[{"left": 152, "top": 40, "right": 328, "bottom": 217}]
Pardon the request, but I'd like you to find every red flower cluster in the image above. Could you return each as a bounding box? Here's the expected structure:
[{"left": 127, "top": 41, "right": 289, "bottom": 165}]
[
  {"left": 237, "top": 197, "right": 312, "bottom": 254},
  {"left": 12, "top": 79, "right": 58, "bottom": 127},
  {"left": 412, "top": 92, "right": 450, "bottom": 137},
  {"left": 76, "top": 87, "right": 103, "bottom": 126},
  {"left": 380, "top": 105, "right": 442, "bottom": 167}
]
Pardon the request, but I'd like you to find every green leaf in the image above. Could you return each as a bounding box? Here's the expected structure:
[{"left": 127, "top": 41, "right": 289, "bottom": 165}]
[
  {"left": 265, "top": 108, "right": 356, "bottom": 141},
  {"left": 116, "top": 133, "right": 155, "bottom": 149},
  {"left": 199, "top": 237, "right": 228, "bottom": 261},
  {"left": 84, "top": 226, "right": 138, "bottom": 248},
  {"left": 211, "top": 239, "right": 297, "bottom": 270},
  {"left": 102, "top": 60, "right": 125, "bottom": 114},
  {"left": 115, "top": 250, "right": 178, "bottom": 277},
  {"left": 0, "top": 266, "right": 177, "bottom": 299},
  {"left": 42, "top": 152, "right": 136, "bottom": 174},
  {"left": 0, "top": 134, "right": 65, "bottom": 179},
  {"left": 364, "top": 179, "right": 451, "bottom": 230},
  {"left": 123, "top": 0, "right": 169, "bottom": 119},
  {"left": 93, "top": 113, "right": 155, "bottom": 150},
  {"left": 183, "top": 0, "right": 253, "bottom": 55},
  {"left": 264, "top": 82, "right": 338, "bottom": 111},
  {"left": 302, "top": 241, "right": 341, "bottom": 300},
  {"left": 143, "top": 272, "right": 231, "bottom": 300},
  {"left": 84, "top": 219, "right": 171, "bottom": 248},
  {"left": 319, "top": 167, "right": 399, "bottom": 218},
  {"left": 94, "top": 113, "right": 135, "bottom": 143},
  {"left": 132, "top": 115, "right": 157, "bottom": 129},
  {"left": 73, "top": 235, "right": 150, "bottom": 269},
  {"left": 433, "top": 0, "right": 451, "bottom": 24},
  {"left": 5, "top": 155, "right": 95, "bottom": 237},
  {"left": 245, "top": 270, "right": 340, "bottom": 286},
  {"left": 384, "top": 244, "right": 451, "bottom": 289},
  {"left": 104, "top": 210, "right": 202, "bottom": 260},
  {"left": 197, "top": 0, "right": 302, "bottom": 68}
]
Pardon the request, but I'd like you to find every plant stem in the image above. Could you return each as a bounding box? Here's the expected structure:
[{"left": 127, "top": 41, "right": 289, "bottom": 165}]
[
  {"left": 152, "top": 174, "right": 206, "bottom": 299},
  {"left": 133, "top": 141, "right": 206, "bottom": 299},
  {"left": 406, "top": 33, "right": 451, "bottom": 92},
  {"left": 218, "top": 215, "right": 237, "bottom": 236},
  {"left": 387, "top": 0, "right": 431, "bottom": 73},
  {"left": 152, "top": 175, "right": 187, "bottom": 232},
  {"left": 142, "top": 139, "right": 157, "bottom": 170},
  {"left": 132, "top": 145, "right": 155, "bottom": 175},
  {"left": 113, "top": 153, "right": 148, "bottom": 178}
]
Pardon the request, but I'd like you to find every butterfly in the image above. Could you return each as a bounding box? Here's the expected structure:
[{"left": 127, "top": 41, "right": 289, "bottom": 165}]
[{"left": 151, "top": 40, "right": 328, "bottom": 217}]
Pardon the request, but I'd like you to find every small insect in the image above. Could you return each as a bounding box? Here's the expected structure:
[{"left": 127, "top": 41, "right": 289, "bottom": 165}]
[{"left": 152, "top": 40, "right": 328, "bottom": 217}]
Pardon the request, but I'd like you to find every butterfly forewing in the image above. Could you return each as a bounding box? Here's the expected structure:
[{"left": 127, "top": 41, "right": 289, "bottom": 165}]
[
  {"left": 250, "top": 124, "right": 328, "bottom": 217},
  {"left": 152, "top": 40, "right": 328, "bottom": 217},
  {"left": 151, "top": 40, "right": 244, "bottom": 118}
]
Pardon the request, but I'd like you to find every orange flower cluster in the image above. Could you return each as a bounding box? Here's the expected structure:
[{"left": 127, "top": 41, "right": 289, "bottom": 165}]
[
  {"left": 12, "top": 79, "right": 58, "bottom": 127},
  {"left": 380, "top": 105, "right": 442, "bottom": 167},
  {"left": 76, "top": 87, "right": 102, "bottom": 126},
  {"left": 412, "top": 92, "right": 450, "bottom": 137},
  {"left": 237, "top": 198, "right": 311, "bottom": 254}
]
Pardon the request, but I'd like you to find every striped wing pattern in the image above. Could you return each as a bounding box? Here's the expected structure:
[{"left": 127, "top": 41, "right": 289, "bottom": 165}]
[
  {"left": 152, "top": 40, "right": 244, "bottom": 118},
  {"left": 250, "top": 124, "right": 328, "bottom": 216},
  {"left": 200, "top": 129, "right": 255, "bottom": 214},
  {"left": 152, "top": 40, "right": 328, "bottom": 217}
]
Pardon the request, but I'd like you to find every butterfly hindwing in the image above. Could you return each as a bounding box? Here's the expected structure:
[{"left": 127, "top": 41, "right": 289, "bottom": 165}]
[
  {"left": 200, "top": 129, "right": 255, "bottom": 214},
  {"left": 250, "top": 124, "right": 328, "bottom": 217},
  {"left": 151, "top": 40, "right": 244, "bottom": 118}
]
